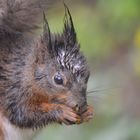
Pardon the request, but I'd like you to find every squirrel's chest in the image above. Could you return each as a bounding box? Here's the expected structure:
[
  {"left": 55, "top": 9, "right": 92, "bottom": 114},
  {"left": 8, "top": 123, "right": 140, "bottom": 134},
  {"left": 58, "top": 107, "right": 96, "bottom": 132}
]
[{"left": 0, "top": 113, "right": 37, "bottom": 140}]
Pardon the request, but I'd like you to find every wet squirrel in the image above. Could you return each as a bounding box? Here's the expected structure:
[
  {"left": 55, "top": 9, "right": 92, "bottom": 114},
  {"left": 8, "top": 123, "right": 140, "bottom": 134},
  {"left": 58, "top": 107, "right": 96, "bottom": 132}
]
[{"left": 0, "top": 0, "right": 93, "bottom": 140}]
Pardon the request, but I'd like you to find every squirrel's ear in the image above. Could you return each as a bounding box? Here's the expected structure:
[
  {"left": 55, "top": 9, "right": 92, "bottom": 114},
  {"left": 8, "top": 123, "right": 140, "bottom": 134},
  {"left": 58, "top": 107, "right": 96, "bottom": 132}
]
[
  {"left": 63, "top": 4, "right": 77, "bottom": 46},
  {"left": 43, "top": 12, "right": 54, "bottom": 57}
]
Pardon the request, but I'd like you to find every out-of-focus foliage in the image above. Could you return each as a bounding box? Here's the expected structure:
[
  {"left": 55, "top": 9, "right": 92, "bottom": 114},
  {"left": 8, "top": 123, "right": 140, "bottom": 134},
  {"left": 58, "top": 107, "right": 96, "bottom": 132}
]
[{"left": 35, "top": 0, "right": 140, "bottom": 140}]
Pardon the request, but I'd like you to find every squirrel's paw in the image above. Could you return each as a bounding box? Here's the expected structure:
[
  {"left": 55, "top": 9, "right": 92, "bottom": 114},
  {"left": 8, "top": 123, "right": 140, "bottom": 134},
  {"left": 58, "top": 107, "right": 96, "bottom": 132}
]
[
  {"left": 56, "top": 105, "right": 81, "bottom": 125},
  {"left": 81, "top": 105, "right": 94, "bottom": 123}
]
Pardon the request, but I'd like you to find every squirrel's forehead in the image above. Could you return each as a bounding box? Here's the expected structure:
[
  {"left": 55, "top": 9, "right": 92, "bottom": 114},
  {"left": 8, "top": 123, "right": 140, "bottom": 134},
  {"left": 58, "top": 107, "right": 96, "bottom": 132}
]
[{"left": 56, "top": 55, "right": 88, "bottom": 76}]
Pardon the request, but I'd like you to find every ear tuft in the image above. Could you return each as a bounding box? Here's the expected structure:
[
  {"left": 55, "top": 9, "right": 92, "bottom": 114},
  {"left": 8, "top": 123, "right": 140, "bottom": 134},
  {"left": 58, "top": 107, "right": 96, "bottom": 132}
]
[
  {"left": 43, "top": 12, "right": 54, "bottom": 58},
  {"left": 63, "top": 3, "right": 77, "bottom": 46}
]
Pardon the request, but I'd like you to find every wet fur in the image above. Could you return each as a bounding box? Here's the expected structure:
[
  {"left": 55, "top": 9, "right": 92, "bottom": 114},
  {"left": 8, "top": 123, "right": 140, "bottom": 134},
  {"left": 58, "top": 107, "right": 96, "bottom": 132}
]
[{"left": 0, "top": 0, "right": 93, "bottom": 140}]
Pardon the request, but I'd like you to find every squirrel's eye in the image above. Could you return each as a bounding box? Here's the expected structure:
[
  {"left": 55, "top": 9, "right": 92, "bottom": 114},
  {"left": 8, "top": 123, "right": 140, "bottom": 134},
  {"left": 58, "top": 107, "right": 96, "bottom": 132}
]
[{"left": 54, "top": 74, "right": 63, "bottom": 85}]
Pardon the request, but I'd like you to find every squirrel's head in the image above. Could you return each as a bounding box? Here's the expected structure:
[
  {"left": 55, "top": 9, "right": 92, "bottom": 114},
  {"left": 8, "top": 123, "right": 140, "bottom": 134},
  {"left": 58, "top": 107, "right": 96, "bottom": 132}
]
[{"left": 35, "top": 5, "right": 90, "bottom": 114}]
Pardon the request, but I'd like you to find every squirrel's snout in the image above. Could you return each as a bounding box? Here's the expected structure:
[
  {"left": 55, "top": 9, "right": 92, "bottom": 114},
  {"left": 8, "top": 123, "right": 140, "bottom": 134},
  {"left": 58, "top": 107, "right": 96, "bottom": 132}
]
[{"left": 71, "top": 99, "right": 87, "bottom": 115}]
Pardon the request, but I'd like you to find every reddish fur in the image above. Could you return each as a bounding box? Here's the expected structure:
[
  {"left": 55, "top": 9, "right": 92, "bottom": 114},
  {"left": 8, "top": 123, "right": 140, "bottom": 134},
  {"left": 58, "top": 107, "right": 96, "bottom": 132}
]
[
  {"left": 0, "top": 0, "right": 93, "bottom": 139},
  {"left": 0, "top": 125, "right": 4, "bottom": 140},
  {"left": 0, "top": 113, "right": 4, "bottom": 140}
]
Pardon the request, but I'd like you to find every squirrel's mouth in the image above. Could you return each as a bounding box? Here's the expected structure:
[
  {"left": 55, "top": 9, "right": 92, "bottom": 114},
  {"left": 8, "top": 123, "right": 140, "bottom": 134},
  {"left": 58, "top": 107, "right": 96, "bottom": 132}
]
[
  {"left": 49, "top": 93, "right": 88, "bottom": 115},
  {"left": 73, "top": 104, "right": 88, "bottom": 116}
]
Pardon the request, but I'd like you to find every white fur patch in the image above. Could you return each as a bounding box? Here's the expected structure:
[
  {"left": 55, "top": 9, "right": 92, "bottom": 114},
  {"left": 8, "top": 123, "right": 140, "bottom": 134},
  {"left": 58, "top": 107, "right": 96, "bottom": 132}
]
[
  {"left": 0, "top": 113, "right": 37, "bottom": 140},
  {"left": 0, "top": 9, "right": 4, "bottom": 18}
]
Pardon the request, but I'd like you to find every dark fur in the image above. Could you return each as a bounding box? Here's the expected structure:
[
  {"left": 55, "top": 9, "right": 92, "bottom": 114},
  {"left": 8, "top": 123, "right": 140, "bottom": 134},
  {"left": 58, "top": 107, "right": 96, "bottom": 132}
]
[
  {"left": 0, "top": 0, "right": 92, "bottom": 131},
  {"left": 0, "top": 0, "right": 49, "bottom": 37}
]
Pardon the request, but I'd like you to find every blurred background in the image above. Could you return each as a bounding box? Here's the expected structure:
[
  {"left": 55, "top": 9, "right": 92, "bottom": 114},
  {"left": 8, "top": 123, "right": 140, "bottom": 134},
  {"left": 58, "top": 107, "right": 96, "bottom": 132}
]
[{"left": 35, "top": 0, "right": 140, "bottom": 140}]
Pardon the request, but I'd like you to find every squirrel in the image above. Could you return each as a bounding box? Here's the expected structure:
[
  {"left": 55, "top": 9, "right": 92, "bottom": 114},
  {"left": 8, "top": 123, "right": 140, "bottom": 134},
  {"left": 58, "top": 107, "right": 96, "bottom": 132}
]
[{"left": 0, "top": 0, "right": 93, "bottom": 140}]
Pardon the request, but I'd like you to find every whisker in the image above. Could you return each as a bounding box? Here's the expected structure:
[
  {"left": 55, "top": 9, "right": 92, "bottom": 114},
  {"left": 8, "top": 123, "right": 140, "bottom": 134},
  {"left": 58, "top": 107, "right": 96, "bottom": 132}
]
[
  {"left": 87, "top": 87, "right": 121, "bottom": 95},
  {"left": 87, "top": 89, "right": 108, "bottom": 94}
]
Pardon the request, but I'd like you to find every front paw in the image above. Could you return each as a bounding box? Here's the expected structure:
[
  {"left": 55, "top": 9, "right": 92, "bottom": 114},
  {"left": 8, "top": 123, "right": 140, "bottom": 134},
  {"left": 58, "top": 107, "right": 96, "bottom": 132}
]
[
  {"left": 81, "top": 105, "right": 94, "bottom": 122},
  {"left": 56, "top": 105, "right": 81, "bottom": 125}
]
